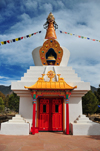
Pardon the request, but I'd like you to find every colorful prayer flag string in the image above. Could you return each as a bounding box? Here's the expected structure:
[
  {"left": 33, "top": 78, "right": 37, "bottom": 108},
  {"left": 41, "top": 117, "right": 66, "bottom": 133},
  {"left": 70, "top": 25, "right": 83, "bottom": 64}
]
[
  {"left": 59, "top": 30, "right": 100, "bottom": 42},
  {"left": 0, "top": 30, "right": 42, "bottom": 46}
]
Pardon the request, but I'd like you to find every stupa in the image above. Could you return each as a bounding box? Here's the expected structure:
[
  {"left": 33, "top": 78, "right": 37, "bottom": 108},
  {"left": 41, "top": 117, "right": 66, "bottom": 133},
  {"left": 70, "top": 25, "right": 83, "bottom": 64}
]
[{"left": 1, "top": 13, "right": 100, "bottom": 135}]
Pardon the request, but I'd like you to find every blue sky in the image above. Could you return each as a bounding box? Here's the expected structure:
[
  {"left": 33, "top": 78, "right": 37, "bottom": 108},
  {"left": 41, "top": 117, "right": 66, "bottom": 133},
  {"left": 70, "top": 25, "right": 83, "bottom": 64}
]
[{"left": 0, "top": 0, "right": 100, "bottom": 88}]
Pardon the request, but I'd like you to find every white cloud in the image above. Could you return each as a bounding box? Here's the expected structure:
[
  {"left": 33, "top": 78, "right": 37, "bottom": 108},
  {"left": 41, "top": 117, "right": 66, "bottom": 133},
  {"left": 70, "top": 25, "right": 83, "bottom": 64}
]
[{"left": 0, "top": 0, "right": 100, "bottom": 88}]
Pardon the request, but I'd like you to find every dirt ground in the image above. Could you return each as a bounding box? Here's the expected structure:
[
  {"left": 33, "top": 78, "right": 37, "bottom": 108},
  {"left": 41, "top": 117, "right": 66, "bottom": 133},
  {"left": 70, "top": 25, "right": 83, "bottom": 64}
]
[
  {"left": 0, "top": 112, "right": 17, "bottom": 124},
  {"left": 87, "top": 113, "right": 100, "bottom": 124}
]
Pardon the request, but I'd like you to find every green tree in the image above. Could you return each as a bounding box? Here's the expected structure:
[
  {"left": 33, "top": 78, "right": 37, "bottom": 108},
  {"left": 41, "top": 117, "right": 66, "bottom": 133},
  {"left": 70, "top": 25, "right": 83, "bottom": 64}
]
[
  {"left": 0, "top": 97, "right": 5, "bottom": 113},
  {"left": 8, "top": 93, "right": 19, "bottom": 112},
  {"left": 82, "top": 90, "right": 99, "bottom": 115},
  {"left": 0, "top": 91, "right": 5, "bottom": 101},
  {"left": 4, "top": 94, "right": 9, "bottom": 108},
  {"left": 94, "top": 87, "right": 100, "bottom": 113}
]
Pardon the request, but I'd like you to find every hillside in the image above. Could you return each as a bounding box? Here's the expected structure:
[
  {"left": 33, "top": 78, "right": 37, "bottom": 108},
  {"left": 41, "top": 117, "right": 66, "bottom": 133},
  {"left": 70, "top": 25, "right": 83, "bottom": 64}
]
[{"left": 0, "top": 85, "right": 12, "bottom": 95}]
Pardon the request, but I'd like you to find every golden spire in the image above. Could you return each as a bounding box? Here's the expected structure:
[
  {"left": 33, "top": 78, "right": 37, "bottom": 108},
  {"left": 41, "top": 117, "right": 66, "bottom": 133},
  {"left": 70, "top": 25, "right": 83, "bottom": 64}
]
[{"left": 44, "top": 13, "right": 58, "bottom": 39}]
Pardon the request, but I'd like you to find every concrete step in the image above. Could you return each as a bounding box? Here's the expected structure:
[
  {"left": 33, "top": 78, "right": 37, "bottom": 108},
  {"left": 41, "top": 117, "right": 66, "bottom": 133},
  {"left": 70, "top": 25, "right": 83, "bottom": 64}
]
[
  {"left": 8, "top": 120, "right": 25, "bottom": 123},
  {"left": 76, "top": 117, "right": 89, "bottom": 120},
  {"left": 76, "top": 120, "right": 93, "bottom": 123},
  {"left": 12, "top": 117, "right": 24, "bottom": 120}
]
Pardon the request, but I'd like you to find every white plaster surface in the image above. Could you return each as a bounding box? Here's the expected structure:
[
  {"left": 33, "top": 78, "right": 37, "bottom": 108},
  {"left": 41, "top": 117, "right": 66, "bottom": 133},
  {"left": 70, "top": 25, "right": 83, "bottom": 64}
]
[
  {"left": 0, "top": 123, "right": 29, "bottom": 135},
  {"left": 19, "top": 97, "right": 33, "bottom": 125},
  {"left": 71, "top": 115, "right": 100, "bottom": 135},
  {"left": 71, "top": 122, "right": 100, "bottom": 135},
  {"left": 0, "top": 114, "right": 29, "bottom": 135},
  {"left": 32, "top": 45, "right": 70, "bottom": 67}
]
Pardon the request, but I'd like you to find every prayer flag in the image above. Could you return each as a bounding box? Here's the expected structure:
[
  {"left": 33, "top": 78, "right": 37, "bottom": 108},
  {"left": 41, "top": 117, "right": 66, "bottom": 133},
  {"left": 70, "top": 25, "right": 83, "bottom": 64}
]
[
  {"left": 39, "top": 31, "right": 41, "bottom": 33},
  {"left": 65, "top": 32, "right": 67, "bottom": 34},
  {"left": 7, "top": 40, "right": 10, "bottom": 43},
  {"left": 34, "top": 33, "right": 36, "bottom": 34},
  {"left": 81, "top": 36, "right": 84, "bottom": 39},
  {"left": 29, "top": 34, "right": 31, "bottom": 37},
  {"left": 4, "top": 41, "right": 6, "bottom": 44},
  {"left": 78, "top": 36, "right": 81, "bottom": 38},
  {"left": 84, "top": 37, "right": 87, "bottom": 39},
  {"left": 70, "top": 33, "right": 72, "bottom": 35},
  {"left": 87, "top": 38, "right": 90, "bottom": 40},
  {"left": 18, "top": 37, "right": 21, "bottom": 40},
  {"left": 15, "top": 38, "right": 18, "bottom": 41},
  {"left": 21, "top": 37, "right": 23, "bottom": 39},
  {"left": 10, "top": 39, "right": 13, "bottom": 43},
  {"left": 93, "top": 39, "right": 95, "bottom": 41},
  {"left": 13, "top": 39, "right": 15, "bottom": 42},
  {"left": 1, "top": 41, "right": 4, "bottom": 45},
  {"left": 26, "top": 35, "right": 29, "bottom": 38},
  {"left": 60, "top": 31, "right": 62, "bottom": 33}
]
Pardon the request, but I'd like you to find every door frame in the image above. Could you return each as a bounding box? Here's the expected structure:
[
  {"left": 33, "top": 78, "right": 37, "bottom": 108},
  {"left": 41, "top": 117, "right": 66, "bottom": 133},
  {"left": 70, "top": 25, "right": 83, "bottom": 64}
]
[{"left": 37, "top": 96, "right": 65, "bottom": 132}]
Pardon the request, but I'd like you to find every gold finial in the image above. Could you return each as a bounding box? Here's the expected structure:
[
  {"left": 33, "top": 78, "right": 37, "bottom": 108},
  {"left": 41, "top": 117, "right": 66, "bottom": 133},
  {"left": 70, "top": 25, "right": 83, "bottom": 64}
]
[
  {"left": 43, "top": 13, "right": 58, "bottom": 39},
  {"left": 47, "top": 70, "right": 55, "bottom": 82}
]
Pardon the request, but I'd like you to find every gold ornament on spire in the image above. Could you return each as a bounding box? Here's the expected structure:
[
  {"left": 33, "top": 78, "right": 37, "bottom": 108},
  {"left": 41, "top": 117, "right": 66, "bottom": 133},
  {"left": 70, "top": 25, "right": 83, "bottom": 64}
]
[{"left": 43, "top": 12, "right": 58, "bottom": 39}]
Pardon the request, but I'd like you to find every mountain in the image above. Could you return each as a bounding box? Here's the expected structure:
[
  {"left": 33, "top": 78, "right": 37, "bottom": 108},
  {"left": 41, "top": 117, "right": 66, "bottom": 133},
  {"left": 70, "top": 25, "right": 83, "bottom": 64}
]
[
  {"left": 91, "top": 86, "right": 97, "bottom": 93},
  {"left": 0, "top": 85, "right": 12, "bottom": 95}
]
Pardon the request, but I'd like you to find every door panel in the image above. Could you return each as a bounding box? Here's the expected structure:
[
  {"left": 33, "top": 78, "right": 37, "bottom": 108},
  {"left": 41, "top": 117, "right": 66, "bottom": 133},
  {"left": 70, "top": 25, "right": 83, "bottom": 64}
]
[
  {"left": 39, "top": 99, "right": 49, "bottom": 131},
  {"left": 51, "top": 99, "right": 62, "bottom": 131},
  {"left": 39, "top": 98, "right": 62, "bottom": 131}
]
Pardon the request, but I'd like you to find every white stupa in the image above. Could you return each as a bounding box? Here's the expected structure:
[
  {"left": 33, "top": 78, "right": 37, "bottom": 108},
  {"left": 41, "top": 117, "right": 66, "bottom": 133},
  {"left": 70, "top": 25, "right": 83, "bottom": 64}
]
[{"left": 0, "top": 13, "right": 100, "bottom": 135}]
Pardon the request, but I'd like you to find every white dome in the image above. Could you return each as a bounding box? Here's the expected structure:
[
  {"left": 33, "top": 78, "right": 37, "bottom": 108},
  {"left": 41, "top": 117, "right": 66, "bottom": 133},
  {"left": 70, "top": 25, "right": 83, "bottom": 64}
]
[{"left": 32, "top": 45, "right": 70, "bottom": 67}]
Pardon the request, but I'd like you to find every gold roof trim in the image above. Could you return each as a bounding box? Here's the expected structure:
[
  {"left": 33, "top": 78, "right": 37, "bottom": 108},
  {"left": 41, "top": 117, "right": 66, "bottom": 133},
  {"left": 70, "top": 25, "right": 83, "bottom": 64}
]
[{"left": 24, "top": 70, "right": 77, "bottom": 90}]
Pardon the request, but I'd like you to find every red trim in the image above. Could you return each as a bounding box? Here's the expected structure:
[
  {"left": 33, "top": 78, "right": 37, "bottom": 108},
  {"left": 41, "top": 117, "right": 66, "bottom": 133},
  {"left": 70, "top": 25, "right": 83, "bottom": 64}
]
[
  {"left": 66, "top": 103, "right": 69, "bottom": 135},
  {"left": 31, "top": 103, "right": 36, "bottom": 135}
]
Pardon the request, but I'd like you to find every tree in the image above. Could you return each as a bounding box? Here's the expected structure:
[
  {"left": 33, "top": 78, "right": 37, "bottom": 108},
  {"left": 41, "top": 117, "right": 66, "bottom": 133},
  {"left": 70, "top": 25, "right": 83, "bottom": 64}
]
[
  {"left": 0, "top": 91, "right": 5, "bottom": 100},
  {"left": 4, "top": 94, "right": 9, "bottom": 108},
  {"left": 8, "top": 92, "right": 19, "bottom": 112},
  {"left": 0, "top": 97, "right": 5, "bottom": 113},
  {"left": 94, "top": 87, "right": 100, "bottom": 113},
  {"left": 82, "top": 90, "right": 99, "bottom": 115}
]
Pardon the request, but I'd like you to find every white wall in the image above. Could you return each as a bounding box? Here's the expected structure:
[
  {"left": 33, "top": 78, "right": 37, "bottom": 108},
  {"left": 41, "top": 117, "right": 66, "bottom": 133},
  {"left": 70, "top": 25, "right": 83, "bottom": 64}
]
[
  {"left": 64, "top": 97, "right": 82, "bottom": 132},
  {"left": 19, "top": 96, "right": 33, "bottom": 122}
]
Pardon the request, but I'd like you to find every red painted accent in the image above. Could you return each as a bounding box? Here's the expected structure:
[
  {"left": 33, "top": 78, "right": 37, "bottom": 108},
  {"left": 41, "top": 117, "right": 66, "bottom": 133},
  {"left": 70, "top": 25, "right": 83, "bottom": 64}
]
[
  {"left": 35, "top": 127, "right": 39, "bottom": 133},
  {"left": 31, "top": 103, "right": 36, "bottom": 135},
  {"left": 51, "top": 99, "right": 62, "bottom": 131},
  {"left": 38, "top": 98, "right": 62, "bottom": 131},
  {"left": 66, "top": 103, "right": 69, "bottom": 135},
  {"left": 39, "top": 99, "right": 49, "bottom": 131}
]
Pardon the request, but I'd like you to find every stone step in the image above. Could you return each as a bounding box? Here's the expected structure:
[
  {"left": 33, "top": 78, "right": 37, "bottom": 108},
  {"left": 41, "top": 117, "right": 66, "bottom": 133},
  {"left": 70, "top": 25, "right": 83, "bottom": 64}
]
[
  {"left": 75, "top": 120, "right": 93, "bottom": 123},
  {"left": 76, "top": 117, "right": 89, "bottom": 120},
  {"left": 8, "top": 120, "right": 25, "bottom": 123},
  {"left": 79, "top": 115, "right": 86, "bottom": 118},
  {"left": 12, "top": 117, "right": 24, "bottom": 120}
]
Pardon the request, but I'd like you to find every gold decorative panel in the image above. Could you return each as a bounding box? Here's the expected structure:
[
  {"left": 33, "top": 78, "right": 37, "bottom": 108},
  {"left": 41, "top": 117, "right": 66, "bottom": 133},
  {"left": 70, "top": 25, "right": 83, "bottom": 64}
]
[{"left": 39, "top": 38, "right": 63, "bottom": 65}]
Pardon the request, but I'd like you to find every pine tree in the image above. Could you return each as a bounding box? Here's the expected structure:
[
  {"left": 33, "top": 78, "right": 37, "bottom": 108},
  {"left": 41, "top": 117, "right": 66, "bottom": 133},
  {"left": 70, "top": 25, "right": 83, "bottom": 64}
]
[
  {"left": 94, "top": 87, "right": 100, "bottom": 113},
  {"left": 8, "top": 92, "right": 19, "bottom": 112},
  {"left": 82, "top": 90, "right": 99, "bottom": 115},
  {"left": 0, "top": 97, "right": 5, "bottom": 113}
]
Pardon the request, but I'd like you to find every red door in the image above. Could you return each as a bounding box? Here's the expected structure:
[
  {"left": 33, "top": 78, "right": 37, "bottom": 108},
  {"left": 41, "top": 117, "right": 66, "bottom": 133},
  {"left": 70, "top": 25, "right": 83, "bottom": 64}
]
[
  {"left": 39, "top": 99, "right": 49, "bottom": 131},
  {"left": 39, "top": 98, "right": 62, "bottom": 131},
  {"left": 51, "top": 99, "right": 62, "bottom": 131}
]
